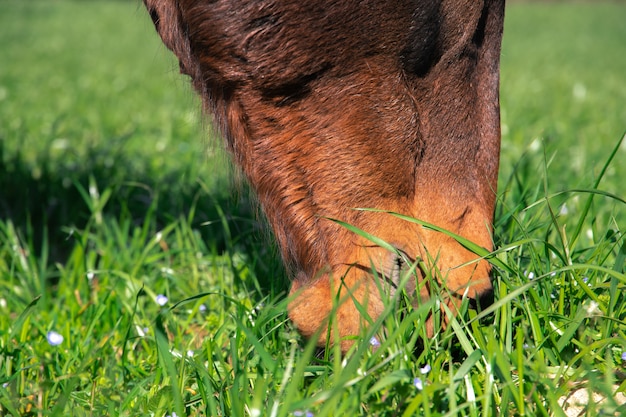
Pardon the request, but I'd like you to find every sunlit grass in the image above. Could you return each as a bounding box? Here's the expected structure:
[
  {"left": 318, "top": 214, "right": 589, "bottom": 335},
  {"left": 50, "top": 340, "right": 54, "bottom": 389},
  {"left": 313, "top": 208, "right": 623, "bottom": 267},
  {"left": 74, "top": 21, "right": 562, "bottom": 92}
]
[{"left": 1, "top": 1, "right": 625, "bottom": 416}]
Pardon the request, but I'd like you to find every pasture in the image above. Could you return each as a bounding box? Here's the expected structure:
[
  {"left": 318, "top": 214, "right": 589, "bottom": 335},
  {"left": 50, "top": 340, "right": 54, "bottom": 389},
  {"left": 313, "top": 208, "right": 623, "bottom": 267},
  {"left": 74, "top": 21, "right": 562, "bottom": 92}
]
[{"left": 1, "top": 1, "right": 625, "bottom": 416}]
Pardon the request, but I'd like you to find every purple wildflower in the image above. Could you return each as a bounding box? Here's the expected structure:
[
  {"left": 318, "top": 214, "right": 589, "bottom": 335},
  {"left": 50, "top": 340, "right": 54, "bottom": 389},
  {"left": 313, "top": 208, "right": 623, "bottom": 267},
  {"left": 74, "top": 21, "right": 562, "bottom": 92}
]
[
  {"left": 413, "top": 377, "right": 424, "bottom": 390},
  {"left": 156, "top": 294, "right": 168, "bottom": 306},
  {"left": 46, "top": 331, "right": 64, "bottom": 346}
]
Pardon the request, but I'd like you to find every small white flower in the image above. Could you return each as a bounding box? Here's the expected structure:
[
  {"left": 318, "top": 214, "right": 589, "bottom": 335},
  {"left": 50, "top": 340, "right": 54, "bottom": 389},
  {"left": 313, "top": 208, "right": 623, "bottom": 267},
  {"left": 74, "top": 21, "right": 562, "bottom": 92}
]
[
  {"left": 369, "top": 336, "right": 380, "bottom": 347},
  {"left": 187, "top": 350, "right": 194, "bottom": 358},
  {"left": 156, "top": 140, "right": 167, "bottom": 152},
  {"left": 584, "top": 301, "right": 600, "bottom": 316},
  {"left": 559, "top": 204, "right": 569, "bottom": 216},
  {"left": 572, "top": 82, "right": 587, "bottom": 100},
  {"left": 419, "top": 364, "right": 431, "bottom": 374},
  {"left": 529, "top": 138, "right": 541, "bottom": 152},
  {"left": 0, "top": 298, "right": 6, "bottom": 308},
  {"left": 88, "top": 183, "right": 99, "bottom": 199},
  {"left": 52, "top": 138, "right": 69, "bottom": 150},
  {"left": 199, "top": 304, "right": 207, "bottom": 312},
  {"left": 156, "top": 294, "right": 168, "bottom": 306},
  {"left": 413, "top": 377, "right": 424, "bottom": 390},
  {"left": 47, "top": 331, "right": 64, "bottom": 346},
  {"left": 136, "top": 326, "right": 148, "bottom": 337}
]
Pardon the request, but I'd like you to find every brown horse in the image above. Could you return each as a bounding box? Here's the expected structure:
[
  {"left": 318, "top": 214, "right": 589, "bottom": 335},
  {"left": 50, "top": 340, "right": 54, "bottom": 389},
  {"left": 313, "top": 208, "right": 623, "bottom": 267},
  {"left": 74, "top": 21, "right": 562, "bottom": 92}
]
[{"left": 144, "top": 0, "right": 506, "bottom": 352}]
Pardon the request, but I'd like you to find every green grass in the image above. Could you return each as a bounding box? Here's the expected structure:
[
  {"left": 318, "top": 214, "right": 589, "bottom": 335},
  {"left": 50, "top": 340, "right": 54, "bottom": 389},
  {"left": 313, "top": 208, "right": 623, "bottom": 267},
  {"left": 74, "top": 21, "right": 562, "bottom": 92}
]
[{"left": 1, "top": 1, "right": 625, "bottom": 416}]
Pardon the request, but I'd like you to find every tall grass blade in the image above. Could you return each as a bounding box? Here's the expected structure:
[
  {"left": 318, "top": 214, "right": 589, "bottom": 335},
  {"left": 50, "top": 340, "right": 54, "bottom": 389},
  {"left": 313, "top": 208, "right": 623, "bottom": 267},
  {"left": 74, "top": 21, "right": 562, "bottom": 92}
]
[{"left": 569, "top": 132, "right": 626, "bottom": 250}]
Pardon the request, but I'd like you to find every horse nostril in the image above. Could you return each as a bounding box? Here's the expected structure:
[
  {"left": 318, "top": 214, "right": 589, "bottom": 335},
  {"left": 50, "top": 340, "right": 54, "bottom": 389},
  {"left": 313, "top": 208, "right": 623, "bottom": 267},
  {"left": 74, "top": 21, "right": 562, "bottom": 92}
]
[{"left": 471, "top": 286, "right": 494, "bottom": 311}]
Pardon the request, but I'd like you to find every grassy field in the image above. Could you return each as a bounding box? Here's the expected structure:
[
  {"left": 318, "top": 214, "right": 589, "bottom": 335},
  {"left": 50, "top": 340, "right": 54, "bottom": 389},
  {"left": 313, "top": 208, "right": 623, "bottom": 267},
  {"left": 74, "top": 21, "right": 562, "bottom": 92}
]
[{"left": 1, "top": 1, "right": 625, "bottom": 416}]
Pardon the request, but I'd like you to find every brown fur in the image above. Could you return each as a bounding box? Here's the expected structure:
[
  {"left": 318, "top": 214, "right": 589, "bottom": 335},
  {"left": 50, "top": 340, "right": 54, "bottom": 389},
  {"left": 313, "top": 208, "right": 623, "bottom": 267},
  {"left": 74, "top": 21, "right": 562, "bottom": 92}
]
[{"left": 144, "top": 0, "right": 506, "bottom": 352}]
